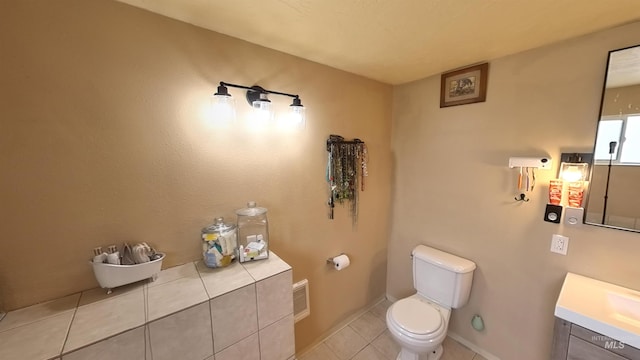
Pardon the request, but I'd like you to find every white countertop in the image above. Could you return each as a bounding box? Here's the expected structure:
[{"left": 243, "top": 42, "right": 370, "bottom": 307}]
[{"left": 555, "top": 272, "right": 640, "bottom": 349}]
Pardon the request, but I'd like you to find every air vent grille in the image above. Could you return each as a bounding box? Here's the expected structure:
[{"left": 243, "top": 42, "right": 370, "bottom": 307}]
[{"left": 293, "top": 279, "right": 310, "bottom": 323}]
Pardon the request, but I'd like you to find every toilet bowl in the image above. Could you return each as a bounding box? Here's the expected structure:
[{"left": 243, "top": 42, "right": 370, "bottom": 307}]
[
  {"left": 385, "top": 245, "right": 476, "bottom": 360},
  {"left": 386, "top": 295, "right": 449, "bottom": 360}
]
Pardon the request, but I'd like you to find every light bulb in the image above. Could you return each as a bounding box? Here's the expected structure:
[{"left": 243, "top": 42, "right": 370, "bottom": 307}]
[{"left": 210, "top": 94, "right": 236, "bottom": 126}]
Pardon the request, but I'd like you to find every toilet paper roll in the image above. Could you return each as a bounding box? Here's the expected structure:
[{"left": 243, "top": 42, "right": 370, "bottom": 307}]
[{"left": 332, "top": 254, "right": 350, "bottom": 271}]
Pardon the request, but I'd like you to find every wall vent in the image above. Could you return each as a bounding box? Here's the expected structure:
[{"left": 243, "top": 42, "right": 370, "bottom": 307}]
[{"left": 292, "top": 279, "right": 310, "bottom": 323}]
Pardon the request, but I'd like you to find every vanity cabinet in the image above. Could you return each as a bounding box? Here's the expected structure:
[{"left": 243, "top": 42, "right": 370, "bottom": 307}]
[{"left": 551, "top": 317, "right": 640, "bottom": 360}]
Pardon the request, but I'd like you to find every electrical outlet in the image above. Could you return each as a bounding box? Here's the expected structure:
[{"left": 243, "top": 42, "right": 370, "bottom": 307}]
[{"left": 551, "top": 234, "right": 569, "bottom": 255}]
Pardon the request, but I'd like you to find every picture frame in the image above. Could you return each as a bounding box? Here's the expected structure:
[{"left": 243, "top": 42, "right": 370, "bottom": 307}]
[{"left": 440, "top": 63, "right": 489, "bottom": 108}]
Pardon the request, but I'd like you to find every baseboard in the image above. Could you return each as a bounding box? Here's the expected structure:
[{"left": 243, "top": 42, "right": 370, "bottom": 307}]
[
  {"left": 447, "top": 332, "right": 500, "bottom": 360},
  {"left": 295, "top": 295, "right": 388, "bottom": 357}
]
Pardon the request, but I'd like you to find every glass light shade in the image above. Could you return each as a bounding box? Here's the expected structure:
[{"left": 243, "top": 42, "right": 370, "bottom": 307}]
[
  {"left": 278, "top": 105, "right": 306, "bottom": 130},
  {"left": 249, "top": 99, "right": 273, "bottom": 127},
  {"left": 559, "top": 162, "right": 588, "bottom": 182},
  {"left": 210, "top": 94, "right": 236, "bottom": 126}
]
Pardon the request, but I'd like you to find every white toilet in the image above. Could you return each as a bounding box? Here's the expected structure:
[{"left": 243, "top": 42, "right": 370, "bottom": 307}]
[{"left": 386, "top": 245, "right": 476, "bottom": 360}]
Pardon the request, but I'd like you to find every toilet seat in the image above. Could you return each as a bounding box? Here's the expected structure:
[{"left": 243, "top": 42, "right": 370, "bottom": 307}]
[{"left": 388, "top": 297, "right": 444, "bottom": 339}]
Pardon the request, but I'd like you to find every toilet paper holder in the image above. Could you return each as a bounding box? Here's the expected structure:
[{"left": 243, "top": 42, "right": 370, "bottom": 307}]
[{"left": 326, "top": 253, "right": 345, "bottom": 264}]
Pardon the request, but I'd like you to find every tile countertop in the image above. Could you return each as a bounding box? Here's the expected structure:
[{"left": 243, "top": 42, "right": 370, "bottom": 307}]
[{"left": 0, "top": 252, "right": 291, "bottom": 360}]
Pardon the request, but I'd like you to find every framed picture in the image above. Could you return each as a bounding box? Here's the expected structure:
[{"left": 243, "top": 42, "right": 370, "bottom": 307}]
[{"left": 440, "top": 63, "right": 489, "bottom": 108}]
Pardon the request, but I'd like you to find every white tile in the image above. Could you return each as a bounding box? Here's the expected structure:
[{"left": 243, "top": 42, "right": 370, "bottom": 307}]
[
  {"left": 0, "top": 312, "right": 72, "bottom": 360},
  {"left": 148, "top": 302, "right": 213, "bottom": 360},
  {"left": 349, "top": 311, "right": 386, "bottom": 342},
  {"left": 64, "top": 286, "right": 145, "bottom": 353},
  {"left": 324, "top": 326, "right": 367, "bottom": 360},
  {"left": 146, "top": 275, "right": 208, "bottom": 321},
  {"left": 0, "top": 293, "right": 79, "bottom": 332},
  {"left": 197, "top": 261, "right": 255, "bottom": 299},
  {"left": 148, "top": 262, "right": 199, "bottom": 288},
  {"left": 352, "top": 345, "right": 389, "bottom": 360},
  {"left": 241, "top": 252, "right": 291, "bottom": 282},
  {"left": 258, "top": 313, "right": 295, "bottom": 360},
  {"left": 371, "top": 330, "right": 401, "bottom": 360},
  {"left": 211, "top": 284, "right": 258, "bottom": 353},
  {"left": 214, "top": 332, "right": 259, "bottom": 360},
  {"left": 62, "top": 326, "right": 145, "bottom": 360},
  {"left": 78, "top": 281, "right": 144, "bottom": 306},
  {"left": 441, "top": 337, "right": 475, "bottom": 360},
  {"left": 299, "top": 343, "right": 339, "bottom": 360},
  {"left": 256, "top": 269, "right": 293, "bottom": 329}
]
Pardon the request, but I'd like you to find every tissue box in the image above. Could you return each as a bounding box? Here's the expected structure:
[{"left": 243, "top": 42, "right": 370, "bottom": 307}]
[{"left": 90, "top": 253, "right": 165, "bottom": 291}]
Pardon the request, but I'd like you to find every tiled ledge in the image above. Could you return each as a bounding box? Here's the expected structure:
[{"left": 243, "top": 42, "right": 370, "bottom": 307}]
[{"left": 0, "top": 252, "right": 292, "bottom": 360}]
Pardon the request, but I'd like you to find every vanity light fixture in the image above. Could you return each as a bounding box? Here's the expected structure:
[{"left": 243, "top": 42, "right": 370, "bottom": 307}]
[
  {"left": 212, "top": 82, "right": 305, "bottom": 129},
  {"left": 556, "top": 153, "right": 593, "bottom": 225},
  {"left": 559, "top": 153, "right": 592, "bottom": 183}
]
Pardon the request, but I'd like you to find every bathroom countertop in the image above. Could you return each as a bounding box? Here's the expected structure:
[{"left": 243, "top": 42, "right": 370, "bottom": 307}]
[
  {"left": 555, "top": 272, "right": 640, "bottom": 349},
  {"left": 0, "top": 252, "right": 291, "bottom": 360}
]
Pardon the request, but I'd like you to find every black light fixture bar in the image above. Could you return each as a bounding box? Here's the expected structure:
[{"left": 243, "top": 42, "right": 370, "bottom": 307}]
[{"left": 219, "top": 81, "right": 300, "bottom": 103}]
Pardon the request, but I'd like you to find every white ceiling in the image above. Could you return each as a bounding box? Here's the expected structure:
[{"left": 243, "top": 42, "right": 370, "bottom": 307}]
[{"left": 116, "top": 0, "right": 640, "bottom": 85}]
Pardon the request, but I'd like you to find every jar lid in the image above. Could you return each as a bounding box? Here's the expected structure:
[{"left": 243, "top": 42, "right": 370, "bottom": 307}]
[
  {"left": 235, "top": 201, "right": 268, "bottom": 216},
  {"left": 202, "top": 217, "right": 236, "bottom": 233}
]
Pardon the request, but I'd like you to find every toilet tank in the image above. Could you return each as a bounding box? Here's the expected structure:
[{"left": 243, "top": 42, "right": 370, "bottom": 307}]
[{"left": 413, "top": 245, "right": 476, "bottom": 309}]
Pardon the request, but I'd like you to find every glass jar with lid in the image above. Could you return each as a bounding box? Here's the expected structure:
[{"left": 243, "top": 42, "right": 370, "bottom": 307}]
[
  {"left": 201, "top": 217, "right": 237, "bottom": 268},
  {"left": 236, "top": 201, "right": 269, "bottom": 262}
]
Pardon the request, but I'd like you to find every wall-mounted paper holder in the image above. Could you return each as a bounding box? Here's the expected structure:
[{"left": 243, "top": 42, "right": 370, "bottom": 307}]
[{"left": 508, "top": 157, "right": 552, "bottom": 169}]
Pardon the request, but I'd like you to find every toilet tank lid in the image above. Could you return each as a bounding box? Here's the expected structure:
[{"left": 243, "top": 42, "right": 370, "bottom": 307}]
[{"left": 413, "top": 245, "right": 476, "bottom": 273}]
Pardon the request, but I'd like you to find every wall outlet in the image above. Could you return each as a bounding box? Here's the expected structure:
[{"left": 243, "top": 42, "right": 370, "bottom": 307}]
[{"left": 551, "top": 234, "right": 569, "bottom": 255}]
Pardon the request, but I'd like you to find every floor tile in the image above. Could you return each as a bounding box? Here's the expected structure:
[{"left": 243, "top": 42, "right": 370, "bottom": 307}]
[
  {"left": 299, "top": 343, "right": 339, "bottom": 360},
  {"left": 349, "top": 311, "right": 386, "bottom": 342},
  {"left": 352, "top": 344, "right": 389, "bottom": 360},
  {"left": 324, "top": 326, "right": 368, "bottom": 360},
  {"left": 371, "top": 330, "right": 401, "bottom": 360},
  {"left": 369, "top": 299, "right": 392, "bottom": 321},
  {"left": 442, "top": 337, "right": 475, "bottom": 360}
]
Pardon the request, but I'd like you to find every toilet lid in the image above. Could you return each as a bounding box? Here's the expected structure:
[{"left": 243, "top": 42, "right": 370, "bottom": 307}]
[{"left": 390, "top": 298, "right": 442, "bottom": 335}]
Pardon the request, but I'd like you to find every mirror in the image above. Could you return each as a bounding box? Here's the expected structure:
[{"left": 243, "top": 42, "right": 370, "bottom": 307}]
[{"left": 585, "top": 45, "right": 640, "bottom": 232}]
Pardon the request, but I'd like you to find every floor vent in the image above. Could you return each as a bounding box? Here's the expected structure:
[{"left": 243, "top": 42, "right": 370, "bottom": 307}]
[{"left": 293, "top": 279, "right": 310, "bottom": 323}]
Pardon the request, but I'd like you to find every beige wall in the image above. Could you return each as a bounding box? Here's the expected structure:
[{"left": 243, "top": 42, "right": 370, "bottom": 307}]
[
  {"left": 0, "top": 0, "right": 392, "bottom": 352},
  {"left": 390, "top": 21, "right": 640, "bottom": 360}
]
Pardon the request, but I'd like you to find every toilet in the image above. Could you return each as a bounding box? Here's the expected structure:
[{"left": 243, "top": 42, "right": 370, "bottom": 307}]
[{"left": 386, "top": 245, "right": 476, "bottom": 360}]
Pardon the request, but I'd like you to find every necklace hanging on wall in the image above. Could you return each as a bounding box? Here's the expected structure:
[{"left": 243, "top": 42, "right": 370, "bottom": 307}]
[{"left": 326, "top": 135, "right": 368, "bottom": 225}]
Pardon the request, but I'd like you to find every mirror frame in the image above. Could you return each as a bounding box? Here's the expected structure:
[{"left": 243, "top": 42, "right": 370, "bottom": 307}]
[{"left": 584, "top": 44, "right": 640, "bottom": 233}]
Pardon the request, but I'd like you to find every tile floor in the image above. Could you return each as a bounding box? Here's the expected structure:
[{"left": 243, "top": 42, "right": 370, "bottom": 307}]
[{"left": 299, "top": 299, "right": 487, "bottom": 360}]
